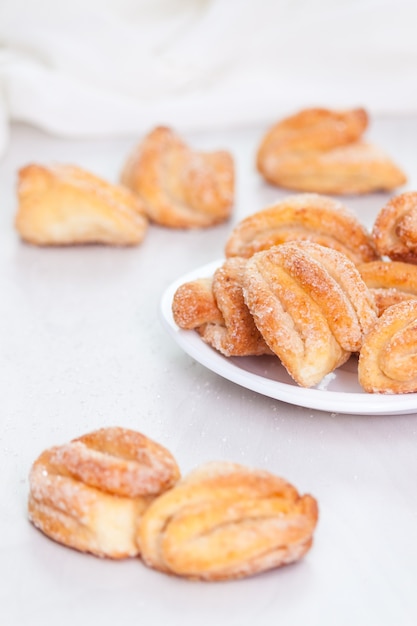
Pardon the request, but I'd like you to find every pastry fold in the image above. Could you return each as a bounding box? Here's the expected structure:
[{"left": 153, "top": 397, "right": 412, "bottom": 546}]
[
  {"left": 171, "top": 277, "right": 224, "bottom": 330},
  {"left": 243, "top": 241, "right": 377, "bottom": 387},
  {"left": 256, "top": 107, "right": 406, "bottom": 195},
  {"left": 372, "top": 192, "right": 417, "bottom": 263},
  {"left": 137, "top": 461, "right": 318, "bottom": 581},
  {"left": 15, "top": 164, "right": 148, "bottom": 246},
  {"left": 225, "top": 193, "right": 379, "bottom": 264},
  {"left": 28, "top": 427, "right": 180, "bottom": 558},
  {"left": 172, "top": 257, "right": 272, "bottom": 356},
  {"left": 56, "top": 427, "right": 180, "bottom": 498},
  {"left": 121, "top": 126, "right": 234, "bottom": 228},
  {"left": 358, "top": 260, "right": 417, "bottom": 315},
  {"left": 358, "top": 300, "right": 417, "bottom": 393}
]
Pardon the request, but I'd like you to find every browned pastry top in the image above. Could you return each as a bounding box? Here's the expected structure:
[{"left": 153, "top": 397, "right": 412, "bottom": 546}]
[
  {"left": 28, "top": 427, "right": 180, "bottom": 558},
  {"left": 15, "top": 163, "right": 148, "bottom": 246},
  {"left": 358, "top": 299, "right": 417, "bottom": 393},
  {"left": 242, "top": 241, "right": 377, "bottom": 387},
  {"left": 225, "top": 193, "right": 379, "bottom": 264},
  {"left": 172, "top": 258, "right": 272, "bottom": 356},
  {"left": 55, "top": 427, "right": 180, "bottom": 497},
  {"left": 358, "top": 259, "right": 417, "bottom": 315},
  {"left": 172, "top": 277, "right": 224, "bottom": 330},
  {"left": 372, "top": 192, "right": 417, "bottom": 263},
  {"left": 137, "top": 461, "right": 318, "bottom": 581},
  {"left": 121, "top": 126, "right": 234, "bottom": 228},
  {"left": 256, "top": 107, "right": 406, "bottom": 195}
]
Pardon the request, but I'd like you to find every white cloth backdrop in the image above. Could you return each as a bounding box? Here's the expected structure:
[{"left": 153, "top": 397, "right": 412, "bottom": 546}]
[{"left": 0, "top": 0, "right": 416, "bottom": 156}]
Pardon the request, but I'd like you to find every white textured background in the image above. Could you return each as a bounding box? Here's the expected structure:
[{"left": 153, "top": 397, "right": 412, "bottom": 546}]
[{"left": 1, "top": 0, "right": 417, "bottom": 155}]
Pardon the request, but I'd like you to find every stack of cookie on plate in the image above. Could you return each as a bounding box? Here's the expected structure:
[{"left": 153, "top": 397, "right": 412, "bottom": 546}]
[{"left": 172, "top": 190, "right": 417, "bottom": 394}]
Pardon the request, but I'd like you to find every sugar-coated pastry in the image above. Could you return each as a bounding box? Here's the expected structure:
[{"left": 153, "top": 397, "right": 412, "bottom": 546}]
[
  {"left": 120, "top": 126, "right": 234, "bottom": 228},
  {"left": 358, "top": 260, "right": 417, "bottom": 315},
  {"left": 243, "top": 241, "right": 377, "bottom": 387},
  {"left": 56, "top": 427, "right": 180, "bottom": 497},
  {"left": 225, "top": 193, "right": 379, "bottom": 264},
  {"left": 15, "top": 164, "right": 148, "bottom": 246},
  {"left": 28, "top": 447, "right": 149, "bottom": 559},
  {"left": 28, "top": 427, "right": 180, "bottom": 558},
  {"left": 172, "top": 258, "right": 272, "bottom": 356},
  {"left": 172, "top": 277, "right": 224, "bottom": 330},
  {"left": 256, "top": 107, "right": 406, "bottom": 195},
  {"left": 358, "top": 300, "right": 417, "bottom": 393},
  {"left": 372, "top": 192, "right": 417, "bottom": 263},
  {"left": 206, "top": 258, "right": 272, "bottom": 356},
  {"left": 137, "top": 461, "right": 318, "bottom": 581}
]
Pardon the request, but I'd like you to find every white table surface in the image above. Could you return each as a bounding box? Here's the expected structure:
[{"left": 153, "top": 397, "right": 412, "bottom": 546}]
[{"left": 1, "top": 118, "right": 417, "bottom": 626}]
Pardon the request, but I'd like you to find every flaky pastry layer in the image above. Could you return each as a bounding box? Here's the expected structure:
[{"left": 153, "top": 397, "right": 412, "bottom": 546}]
[
  {"left": 225, "top": 193, "right": 379, "bottom": 264},
  {"left": 137, "top": 461, "right": 318, "bottom": 581},
  {"left": 55, "top": 427, "right": 180, "bottom": 497},
  {"left": 358, "top": 300, "right": 417, "bottom": 393},
  {"left": 372, "top": 192, "right": 417, "bottom": 263},
  {"left": 28, "top": 427, "right": 180, "bottom": 558},
  {"left": 121, "top": 126, "right": 234, "bottom": 228},
  {"left": 15, "top": 163, "right": 148, "bottom": 246},
  {"left": 256, "top": 107, "right": 406, "bottom": 195},
  {"left": 358, "top": 260, "right": 417, "bottom": 315},
  {"left": 243, "top": 241, "right": 377, "bottom": 387},
  {"left": 172, "top": 258, "right": 272, "bottom": 356}
]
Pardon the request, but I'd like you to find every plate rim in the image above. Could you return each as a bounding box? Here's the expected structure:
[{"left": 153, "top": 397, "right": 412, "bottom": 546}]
[{"left": 160, "top": 259, "right": 417, "bottom": 416}]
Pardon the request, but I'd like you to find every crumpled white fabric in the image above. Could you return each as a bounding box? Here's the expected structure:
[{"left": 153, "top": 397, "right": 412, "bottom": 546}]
[{"left": 0, "top": 0, "right": 416, "bottom": 157}]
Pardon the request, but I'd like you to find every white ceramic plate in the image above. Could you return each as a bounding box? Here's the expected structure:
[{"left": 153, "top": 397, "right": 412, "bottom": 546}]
[{"left": 160, "top": 260, "right": 417, "bottom": 416}]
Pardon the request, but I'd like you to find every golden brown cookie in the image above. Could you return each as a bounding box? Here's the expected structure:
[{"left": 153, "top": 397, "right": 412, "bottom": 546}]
[
  {"left": 15, "top": 164, "right": 148, "bottom": 246},
  {"left": 172, "top": 277, "right": 224, "bottom": 330},
  {"left": 56, "top": 427, "right": 180, "bottom": 497},
  {"left": 358, "top": 300, "right": 417, "bottom": 393},
  {"left": 357, "top": 260, "right": 417, "bottom": 315},
  {"left": 243, "top": 241, "right": 377, "bottom": 387},
  {"left": 121, "top": 126, "right": 234, "bottom": 228},
  {"left": 28, "top": 427, "right": 180, "bottom": 558},
  {"left": 256, "top": 107, "right": 406, "bottom": 195},
  {"left": 225, "top": 193, "right": 379, "bottom": 264},
  {"left": 372, "top": 192, "right": 417, "bottom": 263},
  {"left": 137, "top": 461, "right": 318, "bottom": 581},
  {"left": 172, "top": 258, "right": 272, "bottom": 356}
]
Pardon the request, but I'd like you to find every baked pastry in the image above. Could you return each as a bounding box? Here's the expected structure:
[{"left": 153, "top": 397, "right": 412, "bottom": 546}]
[
  {"left": 372, "top": 192, "right": 417, "bottom": 263},
  {"left": 120, "top": 126, "right": 234, "bottom": 228},
  {"left": 243, "top": 241, "right": 377, "bottom": 387},
  {"left": 28, "top": 446, "right": 149, "bottom": 559},
  {"left": 55, "top": 427, "right": 180, "bottom": 497},
  {"left": 358, "top": 260, "right": 417, "bottom": 315},
  {"left": 358, "top": 300, "right": 417, "bottom": 393},
  {"left": 137, "top": 461, "right": 318, "bottom": 581},
  {"left": 172, "top": 258, "right": 272, "bottom": 356},
  {"left": 172, "top": 277, "right": 224, "bottom": 330},
  {"left": 15, "top": 164, "right": 148, "bottom": 246},
  {"left": 28, "top": 427, "right": 180, "bottom": 558},
  {"left": 225, "top": 193, "right": 379, "bottom": 264},
  {"left": 256, "top": 107, "right": 406, "bottom": 195}
]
